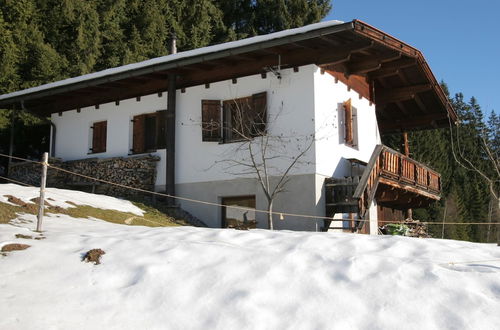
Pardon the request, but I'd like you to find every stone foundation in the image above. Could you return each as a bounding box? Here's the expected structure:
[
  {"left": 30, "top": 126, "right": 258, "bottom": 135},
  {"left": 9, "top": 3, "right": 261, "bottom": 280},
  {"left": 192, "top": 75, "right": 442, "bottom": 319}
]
[{"left": 8, "top": 155, "right": 160, "bottom": 197}]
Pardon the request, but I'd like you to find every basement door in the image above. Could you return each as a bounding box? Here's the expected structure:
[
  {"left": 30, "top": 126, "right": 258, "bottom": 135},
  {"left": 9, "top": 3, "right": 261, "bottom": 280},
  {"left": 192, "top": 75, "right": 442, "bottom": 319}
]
[{"left": 221, "top": 196, "right": 256, "bottom": 229}]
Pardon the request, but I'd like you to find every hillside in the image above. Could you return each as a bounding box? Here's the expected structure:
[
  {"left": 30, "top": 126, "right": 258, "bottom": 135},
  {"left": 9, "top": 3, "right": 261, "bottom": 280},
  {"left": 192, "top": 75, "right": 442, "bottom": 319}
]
[
  {"left": 0, "top": 183, "right": 183, "bottom": 227},
  {"left": 0, "top": 184, "right": 499, "bottom": 329}
]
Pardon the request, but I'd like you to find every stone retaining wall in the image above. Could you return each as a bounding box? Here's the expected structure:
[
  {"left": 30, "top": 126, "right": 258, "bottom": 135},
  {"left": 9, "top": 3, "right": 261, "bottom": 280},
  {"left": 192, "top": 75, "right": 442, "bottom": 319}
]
[{"left": 9, "top": 155, "right": 160, "bottom": 197}]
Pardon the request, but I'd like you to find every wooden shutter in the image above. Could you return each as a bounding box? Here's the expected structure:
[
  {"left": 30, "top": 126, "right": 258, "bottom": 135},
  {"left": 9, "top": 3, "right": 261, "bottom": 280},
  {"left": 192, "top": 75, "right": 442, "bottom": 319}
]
[
  {"left": 252, "top": 92, "right": 267, "bottom": 136},
  {"left": 222, "top": 100, "right": 231, "bottom": 142},
  {"left": 156, "top": 110, "right": 167, "bottom": 149},
  {"left": 144, "top": 114, "right": 157, "bottom": 151},
  {"left": 201, "top": 100, "right": 221, "bottom": 141},
  {"left": 132, "top": 114, "right": 146, "bottom": 154},
  {"left": 92, "top": 121, "right": 107, "bottom": 153},
  {"left": 343, "top": 99, "right": 353, "bottom": 145}
]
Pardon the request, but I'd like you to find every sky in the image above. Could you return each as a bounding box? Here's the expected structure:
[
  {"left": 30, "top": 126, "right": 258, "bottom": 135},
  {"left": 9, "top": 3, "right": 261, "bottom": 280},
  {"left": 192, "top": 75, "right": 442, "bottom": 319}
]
[{"left": 325, "top": 0, "right": 500, "bottom": 117}]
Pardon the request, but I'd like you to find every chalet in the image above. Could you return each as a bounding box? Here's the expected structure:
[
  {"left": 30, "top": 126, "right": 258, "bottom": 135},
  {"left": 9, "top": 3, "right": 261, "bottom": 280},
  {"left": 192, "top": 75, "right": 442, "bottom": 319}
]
[{"left": 0, "top": 20, "right": 457, "bottom": 233}]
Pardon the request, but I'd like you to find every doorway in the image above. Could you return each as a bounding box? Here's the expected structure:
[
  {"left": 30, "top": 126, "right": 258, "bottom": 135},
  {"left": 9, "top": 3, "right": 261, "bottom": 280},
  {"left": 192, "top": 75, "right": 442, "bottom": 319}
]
[{"left": 221, "top": 196, "right": 256, "bottom": 229}]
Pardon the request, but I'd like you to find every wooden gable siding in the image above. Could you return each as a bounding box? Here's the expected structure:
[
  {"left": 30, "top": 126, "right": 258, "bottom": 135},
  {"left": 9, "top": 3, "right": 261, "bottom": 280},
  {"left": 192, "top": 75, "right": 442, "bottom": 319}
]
[{"left": 326, "top": 70, "right": 373, "bottom": 102}]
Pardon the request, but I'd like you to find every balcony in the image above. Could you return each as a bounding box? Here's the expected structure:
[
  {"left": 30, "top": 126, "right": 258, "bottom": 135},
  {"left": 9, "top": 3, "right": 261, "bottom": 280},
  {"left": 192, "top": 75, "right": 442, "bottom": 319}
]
[{"left": 325, "top": 145, "right": 441, "bottom": 231}]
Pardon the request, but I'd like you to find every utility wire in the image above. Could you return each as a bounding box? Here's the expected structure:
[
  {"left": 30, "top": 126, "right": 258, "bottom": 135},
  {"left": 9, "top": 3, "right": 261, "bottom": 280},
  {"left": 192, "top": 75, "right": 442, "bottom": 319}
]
[{"left": 1, "top": 153, "right": 500, "bottom": 225}]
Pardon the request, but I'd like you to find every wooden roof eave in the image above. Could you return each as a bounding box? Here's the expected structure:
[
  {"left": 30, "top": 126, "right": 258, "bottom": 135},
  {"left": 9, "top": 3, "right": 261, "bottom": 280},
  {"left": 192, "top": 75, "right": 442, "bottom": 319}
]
[
  {"left": 352, "top": 20, "right": 457, "bottom": 125},
  {"left": 0, "top": 19, "right": 457, "bottom": 130}
]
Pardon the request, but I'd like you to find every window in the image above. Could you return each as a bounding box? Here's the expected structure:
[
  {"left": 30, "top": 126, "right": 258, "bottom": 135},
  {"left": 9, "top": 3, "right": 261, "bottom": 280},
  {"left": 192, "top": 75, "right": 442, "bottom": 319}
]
[
  {"left": 340, "top": 98, "right": 358, "bottom": 148},
  {"left": 201, "top": 92, "right": 267, "bottom": 143},
  {"left": 131, "top": 110, "right": 166, "bottom": 154},
  {"left": 90, "top": 121, "right": 107, "bottom": 154},
  {"left": 201, "top": 100, "right": 222, "bottom": 142},
  {"left": 221, "top": 196, "right": 257, "bottom": 229}
]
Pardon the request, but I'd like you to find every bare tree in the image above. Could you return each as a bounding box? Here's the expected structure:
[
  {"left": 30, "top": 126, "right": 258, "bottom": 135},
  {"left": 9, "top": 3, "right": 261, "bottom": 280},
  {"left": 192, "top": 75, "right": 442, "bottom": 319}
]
[
  {"left": 207, "top": 96, "right": 315, "bottom": 230},
  {"left": 450, "top": 122, "right": 499, "bottom": 204},
  {"left": 449, "top": 117, "right": 500, "bottom": 244}
]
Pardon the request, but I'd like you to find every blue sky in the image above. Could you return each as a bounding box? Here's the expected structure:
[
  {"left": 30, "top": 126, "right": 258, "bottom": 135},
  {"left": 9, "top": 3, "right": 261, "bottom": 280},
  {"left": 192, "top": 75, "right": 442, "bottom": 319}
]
[{"left": 325, "top": 0, "right": 500, "bottom": 117}]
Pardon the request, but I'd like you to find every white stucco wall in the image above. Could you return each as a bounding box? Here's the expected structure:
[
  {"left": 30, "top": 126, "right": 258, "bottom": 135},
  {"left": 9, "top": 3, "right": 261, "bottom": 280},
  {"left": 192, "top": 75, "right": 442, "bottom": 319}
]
[
  {"left": 51, "top": 65, "right": 317, "bottom": 188},
  {"left": 51, "top": 64, "right": 383, "bottom": 233},
  {"left": 312, "top": 67, "right": 382, "bottom": 234},
  {"left": 313, "top": 67, "right": 381, "bottom": 178},
  {"left": 176, "top": 65, "right": 316, "bottom": 185}
]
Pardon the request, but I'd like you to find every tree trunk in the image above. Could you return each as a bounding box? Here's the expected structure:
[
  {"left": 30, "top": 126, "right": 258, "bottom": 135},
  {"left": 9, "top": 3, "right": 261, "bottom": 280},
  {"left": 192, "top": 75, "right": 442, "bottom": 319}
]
[{"left": 268, "top": 199, "right": 274, "bottom": 230}]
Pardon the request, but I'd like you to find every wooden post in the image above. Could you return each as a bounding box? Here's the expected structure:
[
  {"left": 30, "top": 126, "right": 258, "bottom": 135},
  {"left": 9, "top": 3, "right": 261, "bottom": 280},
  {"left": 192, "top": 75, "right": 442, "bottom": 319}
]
[
  {"left": 6, "top": 108, "right": 16, "bottom": 177},
  {"left": 166, "top": 33, "right": 177, "bottom": 205},
  {"left": 402, "top": 131, "right": 412, "bottom": 220},
  {"left": 36, "top": 152, "right": 48, "bottom": 232},
  {"left": 402, "top": 131, "right": 409, "bottom": 156}
]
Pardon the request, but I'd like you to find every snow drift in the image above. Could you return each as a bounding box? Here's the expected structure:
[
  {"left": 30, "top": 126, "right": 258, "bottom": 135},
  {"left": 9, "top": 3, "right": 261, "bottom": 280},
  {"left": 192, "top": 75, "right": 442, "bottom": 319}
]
[{"left": 0, "top": 185, "right": 499, "bottom": 329}]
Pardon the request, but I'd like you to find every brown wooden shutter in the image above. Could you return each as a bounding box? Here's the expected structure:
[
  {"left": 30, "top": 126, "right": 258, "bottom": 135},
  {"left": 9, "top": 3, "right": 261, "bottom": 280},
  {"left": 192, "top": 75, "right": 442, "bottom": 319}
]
[
  {"left": 252, "top": 92, "right": 267, "bottom": 136},
  {"left": 156, "top": 110, "right": 167, "bottom": 149},
  {"left": 222, "top": 100, "right": 231, "bottom": 142},
  {"left": 92, "top": 121, "right": 107, "bottom": 153},
  {"left": 201, "top": 100, "right": 221, "bottom": 142},
  {"left": 344, "top": 98, "right": 353, "bottom": 145},
  {"left": 132, "top": 114, "right": 146, "bottom": 153}
]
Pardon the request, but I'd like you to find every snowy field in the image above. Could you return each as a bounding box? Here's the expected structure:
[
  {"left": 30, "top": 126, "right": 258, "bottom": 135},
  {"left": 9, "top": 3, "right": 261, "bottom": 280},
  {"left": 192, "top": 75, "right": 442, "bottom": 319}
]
[{"left": 1, "top": 185, "right": 500, "bottom": 329}]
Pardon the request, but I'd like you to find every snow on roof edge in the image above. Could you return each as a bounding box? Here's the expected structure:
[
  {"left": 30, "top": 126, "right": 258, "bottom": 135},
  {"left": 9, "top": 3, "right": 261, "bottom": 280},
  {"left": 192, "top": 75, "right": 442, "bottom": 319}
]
[{"left": 0, "top": 20, "right": 345, "bottom": 102}]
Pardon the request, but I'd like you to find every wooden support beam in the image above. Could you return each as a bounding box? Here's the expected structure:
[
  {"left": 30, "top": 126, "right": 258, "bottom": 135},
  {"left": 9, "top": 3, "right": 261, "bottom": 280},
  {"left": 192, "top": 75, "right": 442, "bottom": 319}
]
[
  {"left": 378, "top": 178, "right": 440, "bottom": 200},
  {"left": 231, "top": 54, "right": 260, "bottom": 61},
  {"left": 317, "top": 40, "right": 374, "bottom": 65},
  {"left": 166, "top": 35, "right": 177, "bottom": 205},
  {"left": 319, "top": 53, "right": 352, "bottom": 68},
  {"left": 176, "top": 42, "right": 373, "bottom": 90},
  {"left": 376, "top": 84, "right": 432, "bottom": 105},
  {"left": 379, "top": 113, "right": 449, "bottom": 132},
  {"left": 318, "top": 35, "right": 340, "bottom": 46},
  {"left": 374, "top": 58, "right": 417, "bottom": 73},
  {"left": 369, "top": 68, "right": 399, "bottom": 80},
  {"left": 39, "top": 77, "right": 169, "bottom": 114},
  {"left": 402, "top": 132, "right": 409, "bottom": 156},
  {"left": 346, "top": 52, "right": 402, "bottom": 75}
]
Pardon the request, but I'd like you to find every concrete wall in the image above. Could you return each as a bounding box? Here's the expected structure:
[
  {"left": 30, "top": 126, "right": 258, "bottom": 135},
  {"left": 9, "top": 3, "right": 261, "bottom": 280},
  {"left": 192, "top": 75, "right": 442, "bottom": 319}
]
[{"left": 177, "top": 173, "right": 322, "bottom": 231}]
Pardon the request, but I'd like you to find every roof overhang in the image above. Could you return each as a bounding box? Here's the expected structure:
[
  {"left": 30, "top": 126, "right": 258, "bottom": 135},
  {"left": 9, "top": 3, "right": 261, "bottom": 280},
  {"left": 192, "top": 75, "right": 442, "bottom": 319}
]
[{"left": 0, "top": 20, "right": 457, "bottom": 133}]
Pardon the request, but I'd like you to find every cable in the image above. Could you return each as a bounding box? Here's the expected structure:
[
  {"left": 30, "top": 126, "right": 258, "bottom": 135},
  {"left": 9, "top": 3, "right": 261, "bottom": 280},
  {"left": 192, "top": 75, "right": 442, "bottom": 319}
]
[
  {"left": 0, "top": 153, "right": 43, "bottom": 164},
  {"left": 0, "top": 175, "right": 36, "bottom": 187},
  {"left": 2, "top": 153, "right": 500, "bottom": 225}
]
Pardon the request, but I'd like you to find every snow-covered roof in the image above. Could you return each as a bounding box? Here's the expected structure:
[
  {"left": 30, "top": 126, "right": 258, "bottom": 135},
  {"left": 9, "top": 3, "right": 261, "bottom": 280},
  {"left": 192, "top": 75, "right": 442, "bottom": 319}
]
[{"left": 0, "top": 20, "right": 346, "bottom": 102}]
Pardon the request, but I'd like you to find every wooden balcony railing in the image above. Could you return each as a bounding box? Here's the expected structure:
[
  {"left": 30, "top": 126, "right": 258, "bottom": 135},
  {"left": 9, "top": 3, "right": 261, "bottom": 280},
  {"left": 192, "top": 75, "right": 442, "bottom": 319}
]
[{"left": 379, "top": 148, "right": 441, "bottom": 193}]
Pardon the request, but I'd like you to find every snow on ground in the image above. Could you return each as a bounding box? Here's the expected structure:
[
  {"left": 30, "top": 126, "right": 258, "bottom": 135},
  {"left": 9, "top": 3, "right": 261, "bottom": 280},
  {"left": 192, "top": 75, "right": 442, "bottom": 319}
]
[
  {"left": 1, "top": 213, "right": 499, "bottom": 330},
  {"left": 0, "top": 184, "right": 144, "bottom": 215}
]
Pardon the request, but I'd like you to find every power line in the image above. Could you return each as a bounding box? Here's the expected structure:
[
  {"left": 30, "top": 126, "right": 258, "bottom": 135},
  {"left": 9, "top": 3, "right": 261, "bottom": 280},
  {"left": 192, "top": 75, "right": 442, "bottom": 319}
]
[{"left": 1, "top": 153, "right": 500, "bottom": 225}]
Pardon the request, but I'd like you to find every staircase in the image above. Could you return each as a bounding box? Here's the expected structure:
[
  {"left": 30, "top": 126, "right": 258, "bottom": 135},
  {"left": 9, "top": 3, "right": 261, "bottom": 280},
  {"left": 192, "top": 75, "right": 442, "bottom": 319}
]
[{"left": 323, "top": 145, "right": 441, "bottom": 232}]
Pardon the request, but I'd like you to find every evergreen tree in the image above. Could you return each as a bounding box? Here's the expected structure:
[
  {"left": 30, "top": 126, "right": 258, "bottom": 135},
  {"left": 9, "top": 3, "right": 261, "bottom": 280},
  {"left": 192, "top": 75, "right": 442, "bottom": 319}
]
[
  {"left": 0, "top": 12, "right": 19, "bottom": 94},
  {"left": 214, "top": 0, "right": 331, "bottom": 40},
  {"left": 36, "top": 0, "right": 101, "bottom": 76},
  {"left": 95, "top": 0, "right": 128, "bottom": 70}
]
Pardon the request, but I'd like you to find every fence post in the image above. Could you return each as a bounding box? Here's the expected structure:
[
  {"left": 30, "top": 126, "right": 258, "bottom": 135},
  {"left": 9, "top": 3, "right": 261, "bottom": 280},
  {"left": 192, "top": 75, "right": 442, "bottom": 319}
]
[{"left": 36, "top": 152, "right": 48, "bottom": 232}]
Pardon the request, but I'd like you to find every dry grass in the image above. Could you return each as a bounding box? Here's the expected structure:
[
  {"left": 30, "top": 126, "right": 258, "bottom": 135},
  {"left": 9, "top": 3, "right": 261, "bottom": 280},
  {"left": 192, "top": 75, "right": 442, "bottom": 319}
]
[{"left": 0, "top": 197, "right": 182, "bottom": 228}]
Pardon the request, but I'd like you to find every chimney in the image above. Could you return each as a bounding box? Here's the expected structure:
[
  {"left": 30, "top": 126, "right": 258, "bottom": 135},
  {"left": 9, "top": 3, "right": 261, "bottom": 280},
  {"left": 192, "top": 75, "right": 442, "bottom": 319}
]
[{"left": 169, "top": 32, "right": 177, "bottom": 55}]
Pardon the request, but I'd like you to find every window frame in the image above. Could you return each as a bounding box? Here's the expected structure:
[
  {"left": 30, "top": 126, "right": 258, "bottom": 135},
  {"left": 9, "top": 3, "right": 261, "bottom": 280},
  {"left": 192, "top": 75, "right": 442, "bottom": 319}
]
[
  {"left": 130, "top": 110, "right": 167, "bottom": 155},
  {"left": 201, "top": 91, "right": 267, "bottom": 144}
]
